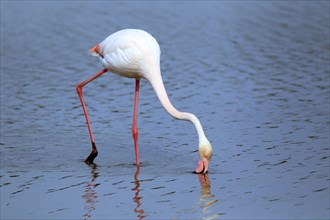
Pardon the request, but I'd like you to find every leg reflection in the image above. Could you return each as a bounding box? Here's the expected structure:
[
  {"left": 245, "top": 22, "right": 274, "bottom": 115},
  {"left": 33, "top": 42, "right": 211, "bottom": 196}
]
[
  {"left": 131, "top": 165, "right": 146, "bottom": 220},
  {"left": 197, "top": 173, "right": 218, "bottom": 219},
  {"left": 83, "top": 163, "right": 99, "bottom": 220}
]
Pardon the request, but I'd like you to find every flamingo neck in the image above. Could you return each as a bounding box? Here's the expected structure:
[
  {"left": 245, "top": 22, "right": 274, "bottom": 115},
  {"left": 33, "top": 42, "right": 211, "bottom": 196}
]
[{"left": 148, "top": 72, "right": 207, "bottom": 144}]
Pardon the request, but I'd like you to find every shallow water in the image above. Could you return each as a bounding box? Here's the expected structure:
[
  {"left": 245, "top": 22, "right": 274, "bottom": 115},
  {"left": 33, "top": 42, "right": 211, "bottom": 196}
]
[{"left": 1, "top": 1, "right": 329, "bottom": 219}]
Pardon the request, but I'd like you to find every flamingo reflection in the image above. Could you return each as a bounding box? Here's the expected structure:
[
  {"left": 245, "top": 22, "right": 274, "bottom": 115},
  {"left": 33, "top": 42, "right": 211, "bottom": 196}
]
[
  {"left": 83, "top": 164, "right": 99, "bottom": 220},
  {"left": 131, "top": 165, "right": 145, "bottom": 219},
  {"left": 197, "top": 173, "right": 219, "bottom": 219}
]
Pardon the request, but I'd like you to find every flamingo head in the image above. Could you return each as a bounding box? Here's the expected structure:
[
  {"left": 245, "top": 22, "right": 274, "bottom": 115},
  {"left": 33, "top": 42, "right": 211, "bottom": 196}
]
[{"left": 194, "top": 139, "right": 212, "bottom": 174}]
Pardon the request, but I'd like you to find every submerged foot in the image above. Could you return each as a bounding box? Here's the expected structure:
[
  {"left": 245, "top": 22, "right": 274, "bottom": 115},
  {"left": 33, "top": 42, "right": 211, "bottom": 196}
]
[{"left": 85, "top": 142, "right": 98, "bottom": 164}]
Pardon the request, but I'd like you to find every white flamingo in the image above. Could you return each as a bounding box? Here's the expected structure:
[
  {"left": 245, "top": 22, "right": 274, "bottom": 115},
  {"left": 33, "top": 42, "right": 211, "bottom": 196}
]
[{"left": 76, "top": 29, "right": 212, "bottom": 173}]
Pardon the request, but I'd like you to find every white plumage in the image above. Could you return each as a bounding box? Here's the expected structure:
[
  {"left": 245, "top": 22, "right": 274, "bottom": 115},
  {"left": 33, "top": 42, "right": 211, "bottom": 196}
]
[{"left": 95, "top": 29, "right": 160, "bottom": 79}]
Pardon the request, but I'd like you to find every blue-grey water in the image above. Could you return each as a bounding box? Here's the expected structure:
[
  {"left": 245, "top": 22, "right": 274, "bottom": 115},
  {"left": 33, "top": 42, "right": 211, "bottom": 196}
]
[{"left": 1, "top": 1, "right": 329, "bottom": 219}]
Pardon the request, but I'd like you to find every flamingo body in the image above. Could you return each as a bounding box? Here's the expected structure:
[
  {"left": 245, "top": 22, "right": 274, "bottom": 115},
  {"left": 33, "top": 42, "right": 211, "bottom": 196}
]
[
  {"left": 77, "top": 29, "right": 212, "bottom": 173},
  {"left": 93, "top": 29, "right": 160, "bottom": 79}
]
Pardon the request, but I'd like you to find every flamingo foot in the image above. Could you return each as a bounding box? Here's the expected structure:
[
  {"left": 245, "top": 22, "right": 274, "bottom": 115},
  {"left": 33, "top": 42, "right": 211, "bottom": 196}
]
[
  {"left": 85, "top": 142, "right": 98, "bottom": 164},
  {"left": 193, "top": 158, "right": 209, "bottom": 174}
]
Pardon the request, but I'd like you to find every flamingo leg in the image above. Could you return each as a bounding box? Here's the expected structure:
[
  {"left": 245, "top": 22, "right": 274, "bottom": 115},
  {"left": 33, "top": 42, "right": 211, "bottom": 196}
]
[
  {"left": 132, "top": 79, "right": 140, "bottom": 165},
  {"left": 76, "top": 68, "right": 108, "bottom": 164}
]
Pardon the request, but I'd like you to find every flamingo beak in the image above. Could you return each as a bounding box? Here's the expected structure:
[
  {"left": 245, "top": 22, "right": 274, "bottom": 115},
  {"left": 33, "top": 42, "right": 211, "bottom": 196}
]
[
  {"left": 194, "top": 157, "right": 209, "bottom": 174},
  {"left": 89, "top": 44, "right": 100, "bottom": 54}
]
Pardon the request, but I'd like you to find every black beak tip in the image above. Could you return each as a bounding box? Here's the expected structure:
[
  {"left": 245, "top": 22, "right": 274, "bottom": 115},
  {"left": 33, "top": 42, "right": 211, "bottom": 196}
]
[{"left": 192, "top": 164, "right": 206, "bottom": 174}]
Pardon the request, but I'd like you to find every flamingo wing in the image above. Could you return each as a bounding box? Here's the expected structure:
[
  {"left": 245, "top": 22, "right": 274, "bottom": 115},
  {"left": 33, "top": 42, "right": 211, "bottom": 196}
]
[{"left": 102, "top": 47, "right": 144, "bottom": 78}]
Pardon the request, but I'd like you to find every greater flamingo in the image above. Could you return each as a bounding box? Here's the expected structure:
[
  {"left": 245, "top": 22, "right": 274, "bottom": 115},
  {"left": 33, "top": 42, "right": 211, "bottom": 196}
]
[{"left": 76, "top": 29, "right": 212, "bottom": 173}]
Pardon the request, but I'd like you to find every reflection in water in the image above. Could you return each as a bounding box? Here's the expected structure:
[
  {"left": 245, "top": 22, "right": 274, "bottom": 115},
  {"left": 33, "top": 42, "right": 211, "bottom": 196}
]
[
  {"left": 131, "top": 166, "right": 146, "bottom": 220},
  {"left": 197, "top": 173, "right": 219, "bottom": 220},
  {"left": 83, "top": 164, "right": 99, "bottom": 220}
]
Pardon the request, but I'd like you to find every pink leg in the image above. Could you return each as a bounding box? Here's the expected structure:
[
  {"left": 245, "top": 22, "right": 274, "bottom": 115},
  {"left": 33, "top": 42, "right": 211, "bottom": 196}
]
[
  {"left": 132, "top": 79, "right": 140, "bottom": 165},
  {"left": 76, "top": 68, "right": 107, "bottom": 164}
]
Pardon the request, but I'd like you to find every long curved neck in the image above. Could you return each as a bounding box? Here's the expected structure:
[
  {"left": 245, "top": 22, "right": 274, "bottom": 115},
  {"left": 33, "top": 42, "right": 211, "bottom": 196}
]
[{"left": 148, "top": 70, "right": 207, "bottom": 144}]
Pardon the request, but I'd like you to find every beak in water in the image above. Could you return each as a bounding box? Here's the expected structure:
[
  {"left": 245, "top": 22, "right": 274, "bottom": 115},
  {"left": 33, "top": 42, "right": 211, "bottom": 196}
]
[{"left": 194, "top": 157, "right": 209, "bottom": 174}]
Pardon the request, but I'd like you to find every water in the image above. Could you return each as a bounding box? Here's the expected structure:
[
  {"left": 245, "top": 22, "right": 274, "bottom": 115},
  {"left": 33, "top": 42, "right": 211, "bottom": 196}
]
[{"left": 1, "top": 1, "right": 329, "bottom": 219}]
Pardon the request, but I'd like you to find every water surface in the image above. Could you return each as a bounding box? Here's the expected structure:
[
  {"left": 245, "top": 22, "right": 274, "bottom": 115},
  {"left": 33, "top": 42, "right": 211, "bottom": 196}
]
[{"left": 1, "top": 1, "right": 329, "bottom": 219}]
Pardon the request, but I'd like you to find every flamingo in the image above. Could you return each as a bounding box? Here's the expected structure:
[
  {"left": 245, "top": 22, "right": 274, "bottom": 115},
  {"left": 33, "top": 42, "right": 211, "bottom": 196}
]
[{"left": 76, "top": 29, "right": 212, "bottom": 173}]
